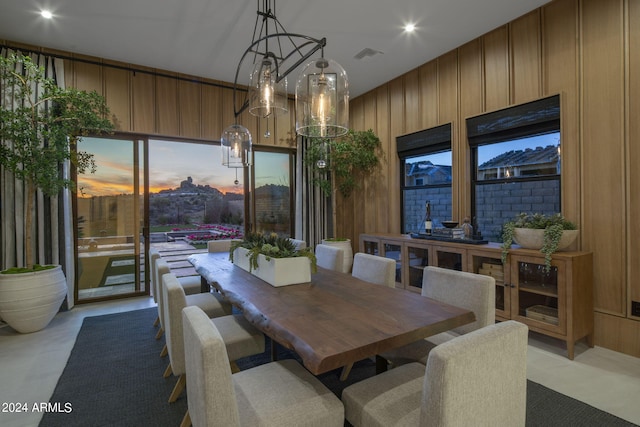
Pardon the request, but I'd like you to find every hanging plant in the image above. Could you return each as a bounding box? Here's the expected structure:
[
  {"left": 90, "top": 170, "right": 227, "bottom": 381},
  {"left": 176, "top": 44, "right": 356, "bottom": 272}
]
[{"left": 304, "top": 129, "right": 383, "bottom": 198}]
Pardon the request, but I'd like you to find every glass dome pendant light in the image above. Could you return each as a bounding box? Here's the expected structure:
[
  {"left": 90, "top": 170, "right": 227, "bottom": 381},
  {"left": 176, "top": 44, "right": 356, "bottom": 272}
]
[
  {"left": 220, "top": 124, "right": 252, "bottom": 168},
  {"left": 296, "top": 56, "right": 349, "bottom": 138},
  {"left": 248, "top": 55, "right": 288, "bottom": 118}
]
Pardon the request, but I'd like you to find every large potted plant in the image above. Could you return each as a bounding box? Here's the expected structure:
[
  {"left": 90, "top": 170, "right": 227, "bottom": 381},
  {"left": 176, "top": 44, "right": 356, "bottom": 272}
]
[
  {"left": 501, "top": 213, "right": 578, "bottom": 271},
  {"left": 229, "top": 232, "right": 317, "bottom": 287},
  {"left": 304, "top": 129, "right": 383, "bottom": 198},
  {"left": 0, "top": 53, "right": 113, "bottom": 333}
]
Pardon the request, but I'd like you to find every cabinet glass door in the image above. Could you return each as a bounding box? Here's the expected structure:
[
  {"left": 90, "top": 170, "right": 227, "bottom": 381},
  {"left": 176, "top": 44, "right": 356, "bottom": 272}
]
[
  {"left": 362, "top": 238, "right": 380, "bottom": 256},
  {"left": 432, "top": 245, "right": 465, "bottom": 271},
  {"left": 468, "top": 252, "right": 509, "bottom": 320},
  {"left": 407, "top": 245, "right": 429, "bottom": 290},
  {"left": 381, "top": 242, "right": 402, "bottom": 286},
  {"left": 512, "top": 256, "right": 564, "bottom": 332}
]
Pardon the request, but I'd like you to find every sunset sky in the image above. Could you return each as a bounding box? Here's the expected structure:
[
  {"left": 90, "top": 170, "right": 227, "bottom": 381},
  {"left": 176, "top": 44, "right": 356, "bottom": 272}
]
[{"left": 77, "top": 137, "right": 287, "bottom": 197}]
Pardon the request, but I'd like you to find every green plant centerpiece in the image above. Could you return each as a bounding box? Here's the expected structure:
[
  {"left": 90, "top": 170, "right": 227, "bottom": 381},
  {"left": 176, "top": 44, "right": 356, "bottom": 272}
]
[
  {"left": 230, "top": 232, "right": 317, "bottom": 273},
  {"left": 304, "top": 129, "right": 383, "bottom": 198},
  {"left": 501, "top": 213, "right": 577, "bottom": 271},
  {"left": 0, "top": 53, "right": 113, "bottom": 273}
]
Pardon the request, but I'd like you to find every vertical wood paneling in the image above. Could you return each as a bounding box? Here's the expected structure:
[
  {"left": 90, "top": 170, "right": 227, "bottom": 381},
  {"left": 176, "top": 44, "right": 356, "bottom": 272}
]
[
  {"left": 362, "top": 92, "right": 377, "bottom": 235},
  {"left": 542, "top": 0, "right": 580, "bottom": 227},
  {"left": 458, "top": 40, "right": 484, "bottom": 220},
  {"left": 104, "top": 67, "right": 131, "bottom": 131},
  {"left": 274, "top": 98, "right": 296, "bottom": 147},
  {"left": 131, "top": 71, "right": 155, "bottom": 134},
  {"left": 628, "top": 0, "right": 640, "bottom": 316},
  {"left": 178, "top": 79, "right": 201, "bottom": 139},
  {"left": 201, "top": 84, "right": 223, "bottom": 141},
  {"left": 483, "top": 26, "right": 510, "bottom": 111},
  {"left": 511, "top": 10, "right": 542, "bottom": 103},
  {"left": 71, "top": 60, "right": 102, "bottom": 95},
  {"left": 404, "top": 69, "right": 421, "bottom": 134},
  {"left": 376, "top": 86, "right": 392, "bottom": 233},
  {"left": 437, "top": 51, "right": 458, "bottom": 124},
  {"left": 419, "top": 61, "right": 438, "bottom": 128},
  {"left": 581, "top": 0, "right": 625, "bottom": 315},
  {"left": 156, "top": 75, "right": 179, "bottom": 135}
]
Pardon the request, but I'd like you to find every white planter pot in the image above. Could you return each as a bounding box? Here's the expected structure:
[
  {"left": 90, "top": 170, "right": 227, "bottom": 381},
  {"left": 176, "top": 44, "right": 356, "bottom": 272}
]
[
  {"left": 0, "top": 265, "right": 67, "bottom": 333},
  {"left": 321, "top": 239, "right": 353, "bottom": 273},
  {"left": 513, "top": 228, "right": 579, "bottom": 250},
  {"left": 232, "top": 247, "right": 311, "bottom": 287}
]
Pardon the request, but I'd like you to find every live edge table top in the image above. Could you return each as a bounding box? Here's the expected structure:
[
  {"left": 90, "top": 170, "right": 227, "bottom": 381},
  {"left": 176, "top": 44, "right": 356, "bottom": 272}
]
[{"left": 188, "top": 252, "right": 475, "bottom": 375}]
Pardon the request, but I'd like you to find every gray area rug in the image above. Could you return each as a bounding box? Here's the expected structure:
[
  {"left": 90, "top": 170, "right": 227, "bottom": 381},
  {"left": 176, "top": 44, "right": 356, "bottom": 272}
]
[{"left": 41, "top": 307, "right": 637, "bottom": 427}]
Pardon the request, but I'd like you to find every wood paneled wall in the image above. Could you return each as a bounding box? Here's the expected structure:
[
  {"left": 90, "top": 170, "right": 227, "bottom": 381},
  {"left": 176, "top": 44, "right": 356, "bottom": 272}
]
[
  {"left": 2, "top": 0, "right": 639, "bottom": 357},
  {"left": 345, "top": 0, "right": 639, "bottom": 357}
]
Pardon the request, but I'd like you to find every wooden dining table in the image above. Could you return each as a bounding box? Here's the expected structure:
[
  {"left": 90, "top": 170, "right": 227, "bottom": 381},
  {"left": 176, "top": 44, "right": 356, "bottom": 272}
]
[{"left": 188, "top": 252, "right": 475, "bottom": 376}]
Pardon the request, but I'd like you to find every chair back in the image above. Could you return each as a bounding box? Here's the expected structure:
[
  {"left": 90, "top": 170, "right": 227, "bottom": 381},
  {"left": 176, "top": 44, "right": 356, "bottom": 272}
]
[
  {"left": 351, "top": 253, "right": 396, "bottom": 287},
  {"left": 149, "top": 248, "right": 161, "bottom": 303},
  {"left": 422, "top": 266, "right": 495, "bottom": 335},
  {"left": 421, "top": 321, "right": 528, "bottom": 426},
  {"left": 155, "top": 258, "right": 172, "bottom": 329},
  {"left": 162, "top": 273, "right": 189, "bottom": 375},
  {"left": 183, "top": 306, "right": 241, "bottom": 427},
  {"left": 315, "top": 244, "right": 344, "bottom": 272},
  {"left": 208, "top": 239, "right": 240, "bottom": 253}
]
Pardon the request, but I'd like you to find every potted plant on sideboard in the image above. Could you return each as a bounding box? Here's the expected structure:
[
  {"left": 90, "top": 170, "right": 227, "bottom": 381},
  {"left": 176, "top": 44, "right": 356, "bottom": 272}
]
[
  {"left": 501, "top": 212, "right": 578, "bottom": 272},
  {"left": 0, "top": 53, "right": 113, "bottom": 333}
]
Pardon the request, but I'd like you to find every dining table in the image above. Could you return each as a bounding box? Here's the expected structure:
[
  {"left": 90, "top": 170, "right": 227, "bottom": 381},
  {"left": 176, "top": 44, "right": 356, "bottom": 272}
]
[{"left": 187, "top": 251, "right": 475, "bottom": 376}]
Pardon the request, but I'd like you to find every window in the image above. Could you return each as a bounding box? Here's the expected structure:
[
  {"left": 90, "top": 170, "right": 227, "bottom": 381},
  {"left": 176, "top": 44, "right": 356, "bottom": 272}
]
[
  {"left": 398, "top": 124, "right": 452, "bottom": 233},
  {"left": 468, "top": 95, "right": 561, "bottom": 242}
]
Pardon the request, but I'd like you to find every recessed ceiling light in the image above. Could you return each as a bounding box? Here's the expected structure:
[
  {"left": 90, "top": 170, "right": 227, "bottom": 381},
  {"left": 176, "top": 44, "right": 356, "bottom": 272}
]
[
  {"left": 40, "top": 10, "right": 53, "bottom": 19},
  {"left": 404, "top": 23, "right": 416, "bottom": 33}
]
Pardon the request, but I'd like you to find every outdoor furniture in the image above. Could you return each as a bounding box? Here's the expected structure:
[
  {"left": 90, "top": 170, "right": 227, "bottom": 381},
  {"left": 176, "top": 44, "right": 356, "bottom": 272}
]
[
  {"left": 181, "top": 305, "right": 344, "bottom": 427},
  {"left": 379, "top": 266, "right": 495, "bottom": 368},
  {"left": 351, "top": 252, "right": 395, "bottom": 287},
  {"left": 342, "top": 321, "right": 528, "bottom": 427},
  {"left": 188, "top": 252, "right": 475, "bottom": 376},
  {"left": 163, "top": 273, "right": 264, "bottom": 403},
  {"left": 315, "top": 244, "right": 344, "bottom": 272}
]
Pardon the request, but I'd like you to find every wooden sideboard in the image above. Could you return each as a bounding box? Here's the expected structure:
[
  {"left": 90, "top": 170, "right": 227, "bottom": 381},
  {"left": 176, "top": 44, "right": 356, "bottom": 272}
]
[{"left": 359, "top": 233, "right": 593, "bottom": 359}]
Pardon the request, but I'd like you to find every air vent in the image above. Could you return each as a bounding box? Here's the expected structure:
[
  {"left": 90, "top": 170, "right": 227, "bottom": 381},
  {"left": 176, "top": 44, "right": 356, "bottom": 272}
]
[
  {"left": 632, "top": 301, "right": 640, "bottom": 317},
  {"left": 354, "top": 48, "right": 384, "bottom": 60}
]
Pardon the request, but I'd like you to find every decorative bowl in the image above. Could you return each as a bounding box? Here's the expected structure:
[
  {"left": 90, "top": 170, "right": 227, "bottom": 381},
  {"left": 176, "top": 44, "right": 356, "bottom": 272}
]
[{"left": 441, "top": 221, "right": 459, "bottom": 229}]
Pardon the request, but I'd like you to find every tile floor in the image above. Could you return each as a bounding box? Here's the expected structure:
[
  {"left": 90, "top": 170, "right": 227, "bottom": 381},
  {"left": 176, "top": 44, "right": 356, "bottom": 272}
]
[{"left": 1, "top": 296, "right": 639, "bottom": 427}]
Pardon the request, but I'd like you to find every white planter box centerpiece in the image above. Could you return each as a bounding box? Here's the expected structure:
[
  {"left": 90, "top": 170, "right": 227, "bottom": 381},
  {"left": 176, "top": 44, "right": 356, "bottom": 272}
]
[{"left": 232, "top": 247, "right": 311, "bottom": 287}]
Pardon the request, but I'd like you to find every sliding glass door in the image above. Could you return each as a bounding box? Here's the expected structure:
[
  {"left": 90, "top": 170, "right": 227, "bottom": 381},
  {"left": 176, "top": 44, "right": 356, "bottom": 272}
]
[{"left": 75, "top": 136, "right": 147, "bottom": 301}]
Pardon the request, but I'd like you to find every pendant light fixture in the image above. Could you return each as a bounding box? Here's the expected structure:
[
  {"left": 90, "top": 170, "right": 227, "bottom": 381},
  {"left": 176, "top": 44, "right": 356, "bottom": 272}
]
[
  {"left": 223, "top": 0, "right": 349, "bottom": 163},
  {"left": 221, "top": 124, "right": 252, "bottom": 168}
]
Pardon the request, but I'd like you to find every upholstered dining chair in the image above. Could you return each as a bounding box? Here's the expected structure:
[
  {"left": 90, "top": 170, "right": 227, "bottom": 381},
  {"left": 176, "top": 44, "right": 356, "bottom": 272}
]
[
  {"left": 155, "top": 258, "right": 230, "bottom": 348},
  {"left": 379, "top": 266, "right": 495, "bottom": 369},
  {"left": 340, "top": 252, "right": 396, "bottom": 380},
  {"left": 315, "top": 244, "right": 344, "bottom": 272},
  {"left": 342, "top": 321, "right": 528, "bottom": 427},
  {"left": 351, "top": 252, "right": 396, "bottom": 287},
  {"left": 163, "top": 274, "right": 265, "bottom": 404},
  {"left": 181, "top": 305, "right": 344, "bottom": 427},
  {"left": 149, "top": 248, "right": 162, "bottom": 327},
  {"left": 207, "top": 239, "right": 239, "bottom": 253}
]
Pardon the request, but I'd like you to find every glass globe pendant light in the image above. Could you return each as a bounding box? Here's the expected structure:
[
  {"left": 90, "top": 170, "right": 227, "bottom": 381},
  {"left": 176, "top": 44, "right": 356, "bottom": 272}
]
[
  {"left": 221, "top": 124, "right": 252, "bottom": 168},
  {"left": 295, "top": 57, "right": 349, "bottom": 138},
  {"left": 248, "top": 56, "right": 288, "bottom": 118}
]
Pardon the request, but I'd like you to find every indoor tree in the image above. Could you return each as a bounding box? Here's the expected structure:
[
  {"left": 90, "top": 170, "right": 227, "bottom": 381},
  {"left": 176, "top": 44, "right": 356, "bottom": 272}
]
[{"left": 0, "top": 53, "right": 113, "bottom": 271}]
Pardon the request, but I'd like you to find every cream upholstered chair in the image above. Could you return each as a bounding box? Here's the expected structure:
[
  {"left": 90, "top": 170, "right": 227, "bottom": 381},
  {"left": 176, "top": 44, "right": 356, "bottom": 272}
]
[
  {"left": 340, "top": 252, "right": 396, "bottom": 380},
  {"left": 342, "top": 321, "right": 528, "bottom": 427},
  {"left": 289, "top": 238, "right": 307, "bottom": 250},
  {"left": 207, "top": 239, "right": 240, "bottom": 253},
  {"left": 181, "top": 305, "right": 344, "bottom": 427},
  {"left": 379, "top": 266, "right": 495, "bottom": 368},
  {"left": 149, "top": 248, "right": 162, "bottom": 327},
  {"left": 155, "top": 258, "right": 231, "bottom": 347},
  {"left": 315, "top": 244, "right": 344, "bottom": 272},
  {"left": 163, "top": 274, "right": 265, "bottom": 404},
  {"left": 351, "top": 252, "right": 396, "bottom": 287}
]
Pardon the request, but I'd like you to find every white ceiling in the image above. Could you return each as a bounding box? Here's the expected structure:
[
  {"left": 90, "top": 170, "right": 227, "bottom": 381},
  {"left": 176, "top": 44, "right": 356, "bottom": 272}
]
[{"left": 0, "top": 0, "right": 550, "bottom": 98}]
